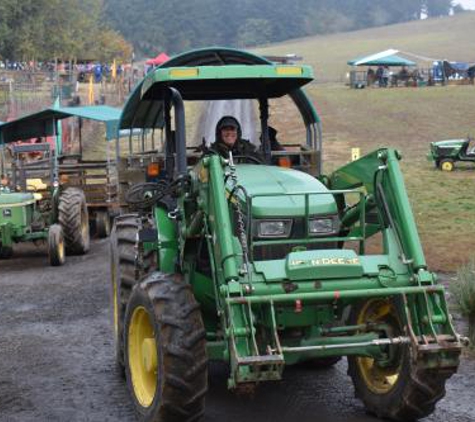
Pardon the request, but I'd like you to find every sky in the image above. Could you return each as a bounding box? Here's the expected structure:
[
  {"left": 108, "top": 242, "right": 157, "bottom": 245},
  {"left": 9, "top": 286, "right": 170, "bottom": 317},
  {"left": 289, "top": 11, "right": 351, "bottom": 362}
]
[{"left": 456, "top": 0, "right": 475, "bottom": 9}]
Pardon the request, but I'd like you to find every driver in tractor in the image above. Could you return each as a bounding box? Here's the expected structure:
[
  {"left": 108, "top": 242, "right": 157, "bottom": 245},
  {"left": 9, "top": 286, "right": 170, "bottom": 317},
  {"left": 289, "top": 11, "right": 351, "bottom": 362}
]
[{"left": 209, "top": 115, "right": 263, "bottom": 162}]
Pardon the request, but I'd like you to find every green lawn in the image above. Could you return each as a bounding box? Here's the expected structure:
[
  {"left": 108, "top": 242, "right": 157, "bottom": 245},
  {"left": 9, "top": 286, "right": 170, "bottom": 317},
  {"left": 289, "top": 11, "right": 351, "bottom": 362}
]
[
  {"left": 309, "top": 84, "right": 475, "bottom": 271},
  {"left": 256, "top": 13, "right": 475, "bottom": 271},
  {"left": 81, "top": 13, "right": 475, "bottom": 271}
]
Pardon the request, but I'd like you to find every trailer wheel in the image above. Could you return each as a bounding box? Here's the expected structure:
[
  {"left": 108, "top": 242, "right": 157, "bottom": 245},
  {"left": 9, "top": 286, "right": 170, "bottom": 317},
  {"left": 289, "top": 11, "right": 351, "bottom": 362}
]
[
  {"left": 0, "top": 244, "right": 13, "bottom": 259},
  {"left": 125, "top": 272, "right": 208, "bottom": 421},
  {"left": 440, "top": 159, "right": 454, "bottom": 172},
  {"left": 48, "top": 224, "right": 65, "bottom": 266},
  {"left": 348, "top": 298, "right": 454, "bottom": 421},
  {"left": 111, "top": 214, "right": 155, "bottom": 372},
  {"left": 58, "top": 187, "right": 90, "bottom": 254},
  {"left": 96, "top": 210, "right": 111, "bottom": 238}
]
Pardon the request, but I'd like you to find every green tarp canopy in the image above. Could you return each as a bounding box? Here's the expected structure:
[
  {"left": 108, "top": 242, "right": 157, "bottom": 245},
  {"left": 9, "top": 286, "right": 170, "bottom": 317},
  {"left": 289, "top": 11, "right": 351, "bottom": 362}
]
[
  {"left": 120, "top": 47, "right": 319, "bottom": 131},
  {"left": 348, "top": 54, "right": 416, "bottom": 67},
  {"left": 0, "top": 105, "right": 122, "bottom": 144}
]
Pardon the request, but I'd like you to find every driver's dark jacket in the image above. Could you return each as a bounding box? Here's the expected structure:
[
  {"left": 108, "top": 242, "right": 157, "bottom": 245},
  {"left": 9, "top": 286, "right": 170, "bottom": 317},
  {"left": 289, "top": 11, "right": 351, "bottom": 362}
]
[{"left": 208, "top": 138, "right": 263, "bottom": 161}]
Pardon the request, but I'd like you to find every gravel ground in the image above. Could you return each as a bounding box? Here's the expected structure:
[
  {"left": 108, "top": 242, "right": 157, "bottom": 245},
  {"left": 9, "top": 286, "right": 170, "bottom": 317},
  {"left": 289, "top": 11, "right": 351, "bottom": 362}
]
[{"left": 0, "top": 239, "right": 474, "bottom": 422}]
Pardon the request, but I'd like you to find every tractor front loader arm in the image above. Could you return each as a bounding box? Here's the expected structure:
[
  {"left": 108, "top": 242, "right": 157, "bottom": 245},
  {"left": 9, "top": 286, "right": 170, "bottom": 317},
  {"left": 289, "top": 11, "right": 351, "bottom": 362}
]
[
  {"left": 328, "top": 148, "right": 426, "bottom": 273},
  {"left": 195, "top": 155, "right": 265, "bottom": 387}
]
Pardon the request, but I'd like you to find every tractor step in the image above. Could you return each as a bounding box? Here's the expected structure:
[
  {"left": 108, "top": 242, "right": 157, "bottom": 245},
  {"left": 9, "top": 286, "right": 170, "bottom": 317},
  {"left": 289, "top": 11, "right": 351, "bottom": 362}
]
[{"left": 236, "top": 354, "right": 284, "bottom": 366}]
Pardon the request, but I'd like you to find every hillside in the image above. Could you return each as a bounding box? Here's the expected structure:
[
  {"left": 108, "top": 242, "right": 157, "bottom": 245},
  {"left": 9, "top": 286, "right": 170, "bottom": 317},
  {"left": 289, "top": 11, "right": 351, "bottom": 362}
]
[
  {"left": 103, "top": 0, "right": 452, "bottom": 56},
  {"left": 256, "top": 13, "right": 475, "bottom": 271},
  {"left": 257, "top": 12, "right": 475, "bottom": 82}
]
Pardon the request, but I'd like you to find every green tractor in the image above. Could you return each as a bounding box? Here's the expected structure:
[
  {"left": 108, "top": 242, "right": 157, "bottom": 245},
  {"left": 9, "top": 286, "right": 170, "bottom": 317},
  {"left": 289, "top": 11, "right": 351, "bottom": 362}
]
[
  {"left": 428, "top": 137, "right": 475, "bottom": 171},
  {"left": 0, "top": 141, "right": 90, "bottom": 265},
  {"left": 111, "top": 48, "right": 463, "bottom": 422}
]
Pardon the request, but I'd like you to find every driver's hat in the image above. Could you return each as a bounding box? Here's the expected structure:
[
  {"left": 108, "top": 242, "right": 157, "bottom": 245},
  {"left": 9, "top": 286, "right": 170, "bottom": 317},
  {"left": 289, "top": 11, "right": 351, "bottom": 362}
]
[{"left": 218, "top": 116, "right": 239, "bottom": 130}]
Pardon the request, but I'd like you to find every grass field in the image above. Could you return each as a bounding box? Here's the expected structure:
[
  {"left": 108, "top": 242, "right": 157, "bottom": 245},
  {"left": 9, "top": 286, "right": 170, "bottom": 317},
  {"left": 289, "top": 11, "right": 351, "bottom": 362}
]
[
  {"left": 257, "top": 12, "right": 475, "bottom": 82},
  {"left": 257, "top": 13, "right": 475, "bottom": 271},
  {"left": 312, "top": 84, "right": 475, "bottom": 271},
  {"left": 81, "top": 14, "right": 475, "bottom": 271}
]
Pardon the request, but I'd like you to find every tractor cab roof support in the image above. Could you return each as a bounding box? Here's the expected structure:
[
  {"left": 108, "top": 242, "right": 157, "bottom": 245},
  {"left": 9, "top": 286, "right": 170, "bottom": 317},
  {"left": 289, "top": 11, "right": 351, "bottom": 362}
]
[
  {"left": 259, "top": 98, "right": 270, "bottom": 164},
  {"left": 164, "top": 87, "right": 187, "bottom": 177},
  {"left": 170, "top": 88, "right": 187, "bottom": 177}
]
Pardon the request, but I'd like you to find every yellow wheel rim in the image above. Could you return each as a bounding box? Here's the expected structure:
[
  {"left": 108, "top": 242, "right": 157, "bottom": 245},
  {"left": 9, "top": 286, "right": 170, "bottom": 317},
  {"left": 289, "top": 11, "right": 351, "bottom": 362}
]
[
  {"left": 128, "top": 306, "right": 158, "bottom": 407},
  {"left": 441, "top": 161, "right": 453, "bottom": 171},
  {"left": 355, "top": 299, "right": 401, "bottom": 395}
]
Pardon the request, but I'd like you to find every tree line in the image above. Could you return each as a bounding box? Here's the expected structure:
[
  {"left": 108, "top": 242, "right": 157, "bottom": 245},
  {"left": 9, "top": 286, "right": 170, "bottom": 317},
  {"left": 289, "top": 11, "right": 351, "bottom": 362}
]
[
  {"left": 103, "top": 0, "right": 458, "bottom": 56},
  {"left": 0, "top": 0, "right": 460, "bottom": 61},
  {"left": 0, "top": 0, "right": 131, "bottom": 62}
]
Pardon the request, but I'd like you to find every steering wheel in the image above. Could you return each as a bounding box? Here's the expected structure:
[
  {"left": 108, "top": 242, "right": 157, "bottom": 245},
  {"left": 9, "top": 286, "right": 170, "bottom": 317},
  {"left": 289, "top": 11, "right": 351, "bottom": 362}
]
[{"left": 232, "top": 155, "right": 263, "bottom": 164}]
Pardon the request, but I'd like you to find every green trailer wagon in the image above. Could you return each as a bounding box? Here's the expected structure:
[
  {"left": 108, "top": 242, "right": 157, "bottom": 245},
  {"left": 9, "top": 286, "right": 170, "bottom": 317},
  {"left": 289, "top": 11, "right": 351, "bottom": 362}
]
[{"left": 0, "top": 105, "right": 123, "bottom": 239}]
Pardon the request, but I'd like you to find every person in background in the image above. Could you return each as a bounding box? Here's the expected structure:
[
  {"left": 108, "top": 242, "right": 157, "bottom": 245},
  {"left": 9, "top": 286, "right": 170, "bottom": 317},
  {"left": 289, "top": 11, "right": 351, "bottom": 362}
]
[
  {"left": 366, "top": 68, "right": 375, "bottom": 86},
  {"left": 382, "top": 66, "right": 390, "bottom": 87},
  {"left": 376, "top": 66, "right": 384, "bottom": 87}
]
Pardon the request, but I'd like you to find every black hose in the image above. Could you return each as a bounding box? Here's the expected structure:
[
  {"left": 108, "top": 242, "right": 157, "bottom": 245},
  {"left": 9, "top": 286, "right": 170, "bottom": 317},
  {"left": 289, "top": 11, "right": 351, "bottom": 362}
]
[{"left": 125, "top": 180, "right": 176, "bottom": 211}]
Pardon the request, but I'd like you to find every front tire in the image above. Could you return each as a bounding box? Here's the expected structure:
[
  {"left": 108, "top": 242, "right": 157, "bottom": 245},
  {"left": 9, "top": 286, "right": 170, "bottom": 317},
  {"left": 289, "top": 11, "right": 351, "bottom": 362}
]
[
  {"left": 58, "top": 187, "right": 90, "bottom": 254},
  {"left": 348, "top": 298, "right": 454, "bottom": 421},
  {"left": 0, "top": 244, "right": 13, "bottom": 259},
  {"left": 125, "top": 272, "right": 208, "bottom": 422},
  {"left": 440, "top": 159, "right": 454, "bottom": 172},
  {"left": 48, "top": 224, "right": 65, "bottom": 266}
]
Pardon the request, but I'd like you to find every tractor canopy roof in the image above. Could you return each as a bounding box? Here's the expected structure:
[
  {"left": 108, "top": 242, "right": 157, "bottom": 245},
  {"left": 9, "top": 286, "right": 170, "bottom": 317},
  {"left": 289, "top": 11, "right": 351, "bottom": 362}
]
[
  {"left": 431, "top": 139, "right": 467, "bottom": 148},
  {"left": 0, "top": 105, "right": 122, "bottom": 144},
  {"left": 120, "top": 47, "right": 318, "bottom": 130}
]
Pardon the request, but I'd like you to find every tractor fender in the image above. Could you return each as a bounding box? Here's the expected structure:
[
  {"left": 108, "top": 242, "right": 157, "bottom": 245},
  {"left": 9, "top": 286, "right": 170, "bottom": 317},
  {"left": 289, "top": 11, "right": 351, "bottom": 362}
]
[{"left": 154, "top": 206, "right": 178, "bottom": 273}]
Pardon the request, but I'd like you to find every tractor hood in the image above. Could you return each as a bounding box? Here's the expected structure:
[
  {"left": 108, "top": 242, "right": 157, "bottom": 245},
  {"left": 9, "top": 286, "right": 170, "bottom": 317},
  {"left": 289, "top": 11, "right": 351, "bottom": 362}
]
[
  {"left": 228, "top": 165, "right": 337, "bottom": 217},
  {"left": 431, "top": 139, "right": 466, "bottom": 148},
  {"left": 0, "top": 192, "right": 36, "bottom": 207}
]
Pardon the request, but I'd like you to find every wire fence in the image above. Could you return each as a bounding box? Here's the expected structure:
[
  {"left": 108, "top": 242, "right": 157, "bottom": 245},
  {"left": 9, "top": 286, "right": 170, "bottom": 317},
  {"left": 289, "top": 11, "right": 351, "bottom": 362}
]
[{"left": 0, "top": 70, "right": 132, "bottom": 123}]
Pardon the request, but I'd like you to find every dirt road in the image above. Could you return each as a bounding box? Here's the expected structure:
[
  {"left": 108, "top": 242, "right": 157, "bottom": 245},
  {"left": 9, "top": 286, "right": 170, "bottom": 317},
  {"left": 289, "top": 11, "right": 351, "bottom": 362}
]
[{"left": 0, "top": 239, "right": 474, "bottom": 422}]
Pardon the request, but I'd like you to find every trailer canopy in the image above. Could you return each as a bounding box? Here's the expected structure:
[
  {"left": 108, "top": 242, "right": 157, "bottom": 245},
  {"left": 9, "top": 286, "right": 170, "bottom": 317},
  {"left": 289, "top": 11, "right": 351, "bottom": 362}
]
[
  {"left": 0, "top": 105, "right": 121, "bottom": 144},
  {"left": 348, "top": 51, "right": 416, "bottom": 67}
]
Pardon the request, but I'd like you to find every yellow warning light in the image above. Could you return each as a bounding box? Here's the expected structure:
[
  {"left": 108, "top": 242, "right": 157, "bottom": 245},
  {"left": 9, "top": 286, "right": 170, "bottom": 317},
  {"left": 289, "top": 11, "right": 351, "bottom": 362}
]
[
  {"left": 169, "top": 68, "right": 199, "bottom": 78},
  {"left": 276, "top": 66, "right": 303, "bottom": 76}
]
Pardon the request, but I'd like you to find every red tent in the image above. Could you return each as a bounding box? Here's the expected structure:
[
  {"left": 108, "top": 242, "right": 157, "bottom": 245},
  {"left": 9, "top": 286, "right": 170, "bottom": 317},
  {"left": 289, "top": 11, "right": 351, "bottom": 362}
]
[{"left": 145, "top": 53, "right": 170, "bottom": 66}]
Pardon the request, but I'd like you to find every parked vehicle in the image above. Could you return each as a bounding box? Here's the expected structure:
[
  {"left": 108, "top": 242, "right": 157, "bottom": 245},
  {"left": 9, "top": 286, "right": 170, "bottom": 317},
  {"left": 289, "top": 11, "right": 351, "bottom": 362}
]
[{"left": 428, "top": 137, "right": 475, "bottom": 171}]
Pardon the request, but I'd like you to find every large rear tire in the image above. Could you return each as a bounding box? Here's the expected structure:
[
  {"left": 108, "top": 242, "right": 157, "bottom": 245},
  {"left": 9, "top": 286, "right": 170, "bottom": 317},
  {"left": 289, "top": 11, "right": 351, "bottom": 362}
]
[
  {"left": 125, "top": 272, "right": 208, "bottom": 422},
  {"left": 348, "top": 298, "right": 455, "bottom": 421},
  {"left": 58, "top": 187, "right": 90, "bottom": 255},
  {"left": 110, "top": 214, "right": 155, "bottom": 371}
]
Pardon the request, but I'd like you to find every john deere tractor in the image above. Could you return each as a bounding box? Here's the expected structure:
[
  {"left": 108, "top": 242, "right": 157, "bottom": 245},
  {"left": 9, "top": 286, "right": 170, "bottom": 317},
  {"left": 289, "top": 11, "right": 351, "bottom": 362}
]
[
  {"left": 111, "top": 48, "right": 463, "bottom": 422},
  {"left": 0, "top": 141, "right": 90, "bottom": 265}
]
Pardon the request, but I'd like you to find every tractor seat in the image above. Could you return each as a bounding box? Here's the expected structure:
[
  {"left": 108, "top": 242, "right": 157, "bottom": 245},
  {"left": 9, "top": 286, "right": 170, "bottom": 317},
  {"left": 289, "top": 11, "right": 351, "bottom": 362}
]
[{"left": 26, "top": 178, "right": 48, "bottom": 191}]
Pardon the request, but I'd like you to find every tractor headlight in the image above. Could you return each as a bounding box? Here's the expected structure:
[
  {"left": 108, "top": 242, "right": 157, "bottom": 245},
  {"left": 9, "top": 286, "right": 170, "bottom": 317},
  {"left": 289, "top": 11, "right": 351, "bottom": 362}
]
[
  {"left": 257, "top": 219, "right": 292, "bottom": 238},
  {"left": 308, "top": 218, "right": 335, "bottom": 236}
]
